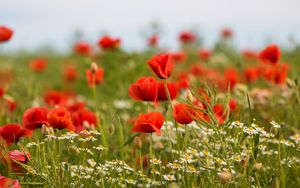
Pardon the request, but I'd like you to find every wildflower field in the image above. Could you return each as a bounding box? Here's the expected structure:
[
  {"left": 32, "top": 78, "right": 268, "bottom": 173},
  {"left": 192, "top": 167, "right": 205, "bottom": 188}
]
[{"left": 1, "top": 26, "right": 300, "bottom": 188}]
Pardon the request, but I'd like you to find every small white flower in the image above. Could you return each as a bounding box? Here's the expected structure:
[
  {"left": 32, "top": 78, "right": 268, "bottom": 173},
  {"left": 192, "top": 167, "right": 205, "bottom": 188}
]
[
  {"left": 270, "top": 120, "right": 281, "bottom": 129},
  {"left": 87, "top": 159, "right": 96, "bottom": 167},
  {"left": 163, "top": 174, "right": 176, "bottom": 181},
  {"left": 150, "top": 158, "right": 162, "bottom": 165}
]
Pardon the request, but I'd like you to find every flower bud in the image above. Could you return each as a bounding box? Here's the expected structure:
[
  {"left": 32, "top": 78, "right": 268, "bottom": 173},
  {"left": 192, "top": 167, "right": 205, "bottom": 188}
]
[
  {"left": 91, "top": 62, "right": 98, "bottom": 74},
  {"left": 41, "top": 124, "right": 54, "bottom": 136},
  {"left": 185, "top": 89, "right": 193, "bottom": 102},
  {"left": 133, "top": 136, "right": 142, "bottom": 149},
  {"left": 253, "top": 162, "right": 263, "bottom": 171},
  {"left": 217, "top": 171, "right": 233, "bottom": 184}
]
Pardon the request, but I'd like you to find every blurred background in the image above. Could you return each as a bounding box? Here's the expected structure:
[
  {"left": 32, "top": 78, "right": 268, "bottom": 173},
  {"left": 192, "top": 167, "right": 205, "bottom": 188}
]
[{"left": 1, "top": 0, "right": 300, "bottom": 53}]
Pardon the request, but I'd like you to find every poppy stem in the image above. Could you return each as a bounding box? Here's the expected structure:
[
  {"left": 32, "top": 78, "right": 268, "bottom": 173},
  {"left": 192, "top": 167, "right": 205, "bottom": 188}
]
[
  {"left": 139, "top": 149, "right": 143, "bottom": 171},
  {"left": 92, "top": 86, "right": 97, "bottom": 110},
  {"left": 164, "top": 79, "right": 173, "bottom": 111},
  {"left": 149, "top": 133, "right": 153, "bottom": 159},
  {"left": 164, "top": 79, "right": 180, "bottom": 147}
]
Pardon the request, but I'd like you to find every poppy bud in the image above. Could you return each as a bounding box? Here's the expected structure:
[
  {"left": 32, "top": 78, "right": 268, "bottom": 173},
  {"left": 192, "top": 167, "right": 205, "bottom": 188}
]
[
  {"left": 133, "top": 136, "right": 142, "bottom": 149},
  {"left": 253, "top": 162, "right": 263, "bottom": 171},
  {"left": 91, "top": 62, "right": 98, "bottom": 74},
  {"left": 41, "top": 124, "right": 54, "bottom": 136},
  {"left": 185, "top": 89, "right": 193, "bottom": 102},
  {"left": 217, "top": 171, "right": 233, "bottom": 184}
]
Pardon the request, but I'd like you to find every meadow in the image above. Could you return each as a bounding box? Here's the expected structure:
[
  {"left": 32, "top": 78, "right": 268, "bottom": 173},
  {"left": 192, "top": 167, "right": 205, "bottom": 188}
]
[{"left": 1, "top": 26, "right": 300, "bottom": 187}]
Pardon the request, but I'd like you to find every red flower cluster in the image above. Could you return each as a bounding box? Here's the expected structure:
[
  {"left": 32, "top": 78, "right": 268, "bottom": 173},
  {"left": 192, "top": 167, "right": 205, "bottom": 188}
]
[
  {"left": 262, "top": 63, "right": 289, "bottom": 85},
  {"left": 21, "top": 102, "right": 98, "bottom": 133}
]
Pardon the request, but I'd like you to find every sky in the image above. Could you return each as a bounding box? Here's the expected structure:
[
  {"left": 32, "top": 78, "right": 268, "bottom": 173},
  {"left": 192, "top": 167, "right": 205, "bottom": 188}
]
[{"left": 1, "top": 0, "right": 300, "bottom": 52}]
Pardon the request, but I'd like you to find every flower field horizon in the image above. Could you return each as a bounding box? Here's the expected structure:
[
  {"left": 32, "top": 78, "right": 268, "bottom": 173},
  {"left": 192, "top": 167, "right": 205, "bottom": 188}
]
[{"left": 1, "top": 25, "right": 300, "bottom": 188}]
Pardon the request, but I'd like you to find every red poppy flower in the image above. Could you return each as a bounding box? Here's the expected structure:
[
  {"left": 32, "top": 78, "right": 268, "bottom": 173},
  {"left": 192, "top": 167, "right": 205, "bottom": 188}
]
[
  {"left": 173, "top": 104, "right": 195, "bottom": 124},
  {"left": 169, "top": 51, "right": 186, "bottom": 63},
  {"left": 193, "top": 100, "right": 205, "bottom": 120},
  {"left": 44, "top": 90, "right": 68, "bottom": 106},
  {"left": 0, "top": 26, "right": 13, "bottom": 43},
  {"left": 22, "top": 107, "right": 49, "bottom": 130},
  {"left": 47, "top": 107, "right": 75, "bottom": 131},
  {"left": 128, "top": 76, "right": 158, "bottom": 102},
  {"left": 224, "top": 68, "right": 239, "bottom": 89},
  {"left": 148, "top": 34, "right": 159, "bottom": 47},
  {"left": 5, "top": 98, "right": 17, "bottom": 113},
  {"left": 86, "top": 68, "right": 104, "bottom": 87},
  {"left": 176, "top": 73, "right": 189, "bottom": 90},
  {"left": 244, "top": 67, "right": 260, "bottom": 83},
  {"left": 258, "top": 44, "right": 280, "bottom": 64},
  {"left": 0, "top": 123, "right": 32, "bottom": 146},
  {"left": 131, "top": 112, "right": 164, "bottom": 136},
  {"left": 63, "top": 64, "right": 78, "bottom": 82},
  {"left": 74, "top": 41, "right": 92, "bottom": 56},
  {"left": 1, "top": 150, "right": 31, "bottom": 172},
  {"left": 72, "top": 109, "right": 97, "bottom": 132},
  {"left": 213, "top": 104, "right": 225, "bottom": 124},
  {"left": 0, "top": 176, "right": 21, "bottom": 188},
  {"left": 229, "top": 99, "right": 237, "bottom": 112},
  {"left": 221, "top": 28, "right": 233, "bottom": 39},
  {"left": 179, "top": 31, "right": 196, "bottom": 43},
  {"left": 98, "top": 35, "right": 121, "bottom": 50},
  {"left": 0, "top": 87, "right": 4, "bottom": 98},
  {"left": 273, "top": 63, "right": 289, "bottom": 84},
  {"left": 262, "top": 63, "right": 289, "bottom": 85},
  {"left": 190, "top": 64, "right": 207, "bottom": 76},
  {"left": 147, "top": 54, "right": 174, "bottom": 79},
  {"left": 156, "top": 81, "right": 178, "bottom": 101},
  {"left": 30, "top": 58, "right": 48, "bottom": 72},
  {"left": 196, "top": 89, "right": 211, "bottom": 103},
  {"left": 67, "top": 101, "right": 86, "bottom": 113},
  {"left": 199, "top": 48, "right": 212, "bottom": 61}
]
